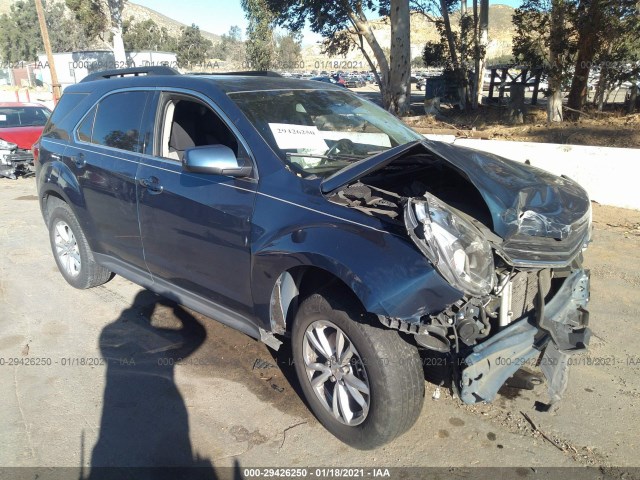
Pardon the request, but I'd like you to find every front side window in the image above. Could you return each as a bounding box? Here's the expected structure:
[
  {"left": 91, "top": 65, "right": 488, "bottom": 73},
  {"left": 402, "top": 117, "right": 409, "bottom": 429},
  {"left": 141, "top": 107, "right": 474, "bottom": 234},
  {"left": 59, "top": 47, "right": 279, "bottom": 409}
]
[
  {"left": 228, "top": 89, "right": 423, "bottom": 177},
  {"left": 90, "top": 91, "right": 149, "bottom": 153},
  {"left": 157, "top": 94, "right": 240, "bottom": 162}
]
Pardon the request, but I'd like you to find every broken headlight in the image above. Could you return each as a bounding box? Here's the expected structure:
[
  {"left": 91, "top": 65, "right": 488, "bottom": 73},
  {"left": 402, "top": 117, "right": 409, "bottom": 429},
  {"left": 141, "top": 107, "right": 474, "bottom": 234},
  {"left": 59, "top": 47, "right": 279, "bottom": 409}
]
[
  {"left": 405, "top": 193, "right": 495, "bottom": 296},
  {"left": 0, "top": 138, "right": 17, "bottom": 150}
]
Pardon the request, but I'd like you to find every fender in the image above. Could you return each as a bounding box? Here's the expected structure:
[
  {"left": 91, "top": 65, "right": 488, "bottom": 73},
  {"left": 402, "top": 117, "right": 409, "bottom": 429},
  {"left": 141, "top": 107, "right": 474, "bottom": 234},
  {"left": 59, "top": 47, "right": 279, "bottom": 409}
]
[
  {"left": 251, "top": 220, "right": 463, "bottom": 328},
  {"left": 38, "top": 159, "right": 84, "bottom": 214},
  {"left": 36, "top": 158, "right": 101, "bottom": 252}
]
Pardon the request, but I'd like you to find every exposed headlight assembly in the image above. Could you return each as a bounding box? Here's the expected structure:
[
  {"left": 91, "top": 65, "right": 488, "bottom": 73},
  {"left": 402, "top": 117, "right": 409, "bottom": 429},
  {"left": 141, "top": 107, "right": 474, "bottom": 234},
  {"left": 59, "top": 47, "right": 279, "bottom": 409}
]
[{"left": 405, "top": 193, "right": 495, "bottom": 296}]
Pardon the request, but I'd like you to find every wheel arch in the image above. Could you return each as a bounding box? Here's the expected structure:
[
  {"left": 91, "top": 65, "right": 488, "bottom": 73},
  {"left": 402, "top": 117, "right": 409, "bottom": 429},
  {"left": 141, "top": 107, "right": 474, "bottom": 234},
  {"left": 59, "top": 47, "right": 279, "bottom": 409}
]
[{"left": 268, "top": 266, "right": 367, "bottom": 335}]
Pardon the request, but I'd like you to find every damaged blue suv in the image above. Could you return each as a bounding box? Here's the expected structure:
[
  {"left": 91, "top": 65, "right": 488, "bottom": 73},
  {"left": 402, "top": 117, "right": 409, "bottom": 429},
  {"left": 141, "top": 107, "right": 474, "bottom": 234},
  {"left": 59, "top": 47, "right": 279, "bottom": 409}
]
[{"left": 36, "top": 67, "right": 591, "bottom": 449}]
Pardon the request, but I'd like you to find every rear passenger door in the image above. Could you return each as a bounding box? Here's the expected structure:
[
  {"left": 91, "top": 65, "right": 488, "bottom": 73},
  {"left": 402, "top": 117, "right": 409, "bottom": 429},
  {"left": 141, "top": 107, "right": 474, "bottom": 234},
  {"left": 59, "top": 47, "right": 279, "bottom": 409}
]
[
  {"left": 69, "top": 90, "right": 151, "bottom": 273},
  {"left": 136, "top": 91, "right": 258, "bottom": 318}
]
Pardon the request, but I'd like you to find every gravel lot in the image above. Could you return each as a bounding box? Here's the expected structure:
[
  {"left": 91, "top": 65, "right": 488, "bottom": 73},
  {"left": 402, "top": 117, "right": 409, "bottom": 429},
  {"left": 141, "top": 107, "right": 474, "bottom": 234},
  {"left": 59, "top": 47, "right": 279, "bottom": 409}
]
[{"left": 1, "top": 176, "right": 639, "bottom": 479}]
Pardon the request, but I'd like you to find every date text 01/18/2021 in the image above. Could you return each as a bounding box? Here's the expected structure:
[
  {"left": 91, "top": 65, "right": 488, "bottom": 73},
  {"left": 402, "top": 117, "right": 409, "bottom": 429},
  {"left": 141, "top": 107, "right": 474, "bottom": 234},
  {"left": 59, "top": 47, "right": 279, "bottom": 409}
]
[{"left": 243, "top": 468, "right": 391, "bottom": 477}]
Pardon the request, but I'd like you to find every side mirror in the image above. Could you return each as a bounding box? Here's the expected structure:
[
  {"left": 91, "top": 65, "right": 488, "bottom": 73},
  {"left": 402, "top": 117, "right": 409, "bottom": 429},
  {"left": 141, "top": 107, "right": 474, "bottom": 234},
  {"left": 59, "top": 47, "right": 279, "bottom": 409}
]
[{"left": 182, "top": 145, "right": 252, "bottom": 177}]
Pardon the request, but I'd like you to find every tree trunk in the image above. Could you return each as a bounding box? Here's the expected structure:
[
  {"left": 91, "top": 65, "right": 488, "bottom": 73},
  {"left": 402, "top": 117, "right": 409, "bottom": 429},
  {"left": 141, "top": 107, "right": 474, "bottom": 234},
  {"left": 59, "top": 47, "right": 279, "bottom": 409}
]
[
  {"left": 107, "top": 0, "right": 127, "bottom": 66},
  {"left": 354, "top": 33, "right": 383, "bottom": 87},
  {"left": 548, "top": 0, "right": 565, "bottom": 122},
  {"left": 388, "top": 0, "right": 411, "bottom": 116},
  {"left": 628, "top": 77, "right": 639, "bottom": 114},
  {"left": 566, "top": 0, "right": 604, "bottom": 119},
  {"left": 348, "top": 9, "right": 391, "bottom": 104},
  {"left": 440, "top": 0, "right": 458, "bottom": 69},
  {"left": 459, "top": 0, "right": 469, "bottom": 108},
  {"left": 472, "top": 0, "right": 488, "bottom": 109}
]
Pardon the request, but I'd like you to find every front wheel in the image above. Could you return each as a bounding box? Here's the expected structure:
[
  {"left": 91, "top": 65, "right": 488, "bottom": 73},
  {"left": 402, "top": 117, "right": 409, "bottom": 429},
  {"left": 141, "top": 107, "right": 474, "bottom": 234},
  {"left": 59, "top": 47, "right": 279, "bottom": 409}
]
[{"left": 292, "top": 293, "right": 425, "bottom": 449}]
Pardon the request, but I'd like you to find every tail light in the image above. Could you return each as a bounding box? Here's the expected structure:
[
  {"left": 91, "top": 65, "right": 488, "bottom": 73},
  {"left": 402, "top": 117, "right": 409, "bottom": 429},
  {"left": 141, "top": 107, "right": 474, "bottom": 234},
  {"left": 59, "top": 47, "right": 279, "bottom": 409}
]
[{"left": 32, "top": 142, "right": 40, "bottom": 164}]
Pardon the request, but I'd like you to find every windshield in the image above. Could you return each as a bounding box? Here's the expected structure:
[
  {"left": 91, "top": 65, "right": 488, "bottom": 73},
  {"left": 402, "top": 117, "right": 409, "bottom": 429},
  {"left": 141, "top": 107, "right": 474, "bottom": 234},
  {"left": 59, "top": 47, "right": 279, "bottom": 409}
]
[
  {"left": 228, "top": 89, "right": 423, "bottom": 177},
  {"left": 0, "top": 106, "right": 51, "bottom": 128}
]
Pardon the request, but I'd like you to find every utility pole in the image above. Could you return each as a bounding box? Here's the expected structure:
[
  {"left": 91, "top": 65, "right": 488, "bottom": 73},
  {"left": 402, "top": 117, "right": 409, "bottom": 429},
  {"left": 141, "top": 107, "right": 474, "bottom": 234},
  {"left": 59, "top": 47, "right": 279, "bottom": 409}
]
[{"left": 34, "top": 0, "right": 61, "bottom": 102}]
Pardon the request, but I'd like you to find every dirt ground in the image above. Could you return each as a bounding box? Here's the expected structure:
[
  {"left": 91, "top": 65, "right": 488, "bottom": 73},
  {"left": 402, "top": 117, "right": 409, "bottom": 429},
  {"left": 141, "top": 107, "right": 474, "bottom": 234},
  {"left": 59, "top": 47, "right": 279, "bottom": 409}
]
[
  {"left": 403, "top": 105, "right": 640, "bottom": 148},
  {"left": 349, "top": 83, "right": 640, "bottom": 148},
  {"left": 1, "top": 177, "right": 640, "bottom": 479}
]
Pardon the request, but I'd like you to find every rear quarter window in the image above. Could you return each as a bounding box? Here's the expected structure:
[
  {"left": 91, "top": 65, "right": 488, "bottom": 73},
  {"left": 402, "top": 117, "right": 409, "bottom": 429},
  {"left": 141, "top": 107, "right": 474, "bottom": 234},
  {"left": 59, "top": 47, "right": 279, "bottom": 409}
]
[{"left": 42, "top": 92, "right": 90, "bottom": 140}]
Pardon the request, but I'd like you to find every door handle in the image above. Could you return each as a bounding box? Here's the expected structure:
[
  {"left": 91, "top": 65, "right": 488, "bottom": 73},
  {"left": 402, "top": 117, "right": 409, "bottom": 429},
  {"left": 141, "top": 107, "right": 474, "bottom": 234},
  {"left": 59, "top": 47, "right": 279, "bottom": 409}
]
[
  {"left": 73, "top": 152, "right": 86, "bottom": 168},
  {"left": 140, "top": 176, "right": 163, "bottom": 194}
]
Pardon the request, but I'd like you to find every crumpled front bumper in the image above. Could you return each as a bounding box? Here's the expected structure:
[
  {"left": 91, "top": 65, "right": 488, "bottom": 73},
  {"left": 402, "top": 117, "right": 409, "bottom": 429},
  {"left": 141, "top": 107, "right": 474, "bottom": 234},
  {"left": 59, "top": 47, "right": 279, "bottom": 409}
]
[
  {"left": 0, "top": 150, "right": 34, "bottom": 179},
  {"left": 460, "top": 269, "right": 590, "bottom": 405}
]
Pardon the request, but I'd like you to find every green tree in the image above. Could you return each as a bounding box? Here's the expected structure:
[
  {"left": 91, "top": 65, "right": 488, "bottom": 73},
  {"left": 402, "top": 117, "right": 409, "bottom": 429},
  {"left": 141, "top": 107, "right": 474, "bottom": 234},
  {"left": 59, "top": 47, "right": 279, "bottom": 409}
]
[
  {"left": 415, "top": 0, "right": 487, "bottom": 110},
  {"left": 123, "top": 18, "right": 177, "bottom": 52},
  {"left": 0, "top": 0, "right": 42, "bottom": 63},
  {"left": 66, "top": 0, "right": 126, "bottom": 64},
  {"left": 211, "top": 25, "right": 244, "bottom": 61},
  {"left": 241, "top": 0, "right": 275, "bottom": 71},
  {"left": 567, "top": 0, "right": 640, "bottom": 115},
  {"left": 263, "top": 0, "right": 413, "bottom": 115},
  {"left": 274, "top": 31, "right": 302, "bottom": 69},
  {"left": 513, "top": 0, "right": 640, "bottom": 119},
  {"left": 65, "top": 0, "right": 108, "bottom": 42},
  {"left": 0, "top": 0, "right": 90, "bottom": 63},
  {"left": 512, "top": 0, "right": 578, "bottom": 121},
  {"left": 176, "top": 24, "right": 212, "bottom": 67},
  {"left": 593, "top": 2, "right": 640, "bottom": 113},
  {"left": 48, "top": 2, "right": 93, "bottom": 51}
]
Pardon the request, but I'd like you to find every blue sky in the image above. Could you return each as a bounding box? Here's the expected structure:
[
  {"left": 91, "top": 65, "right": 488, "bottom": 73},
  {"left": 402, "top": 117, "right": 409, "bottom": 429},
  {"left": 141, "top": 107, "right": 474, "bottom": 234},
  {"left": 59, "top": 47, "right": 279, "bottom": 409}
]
[{"left": 134, "top": 0, "right": 522, "bottom": 45}]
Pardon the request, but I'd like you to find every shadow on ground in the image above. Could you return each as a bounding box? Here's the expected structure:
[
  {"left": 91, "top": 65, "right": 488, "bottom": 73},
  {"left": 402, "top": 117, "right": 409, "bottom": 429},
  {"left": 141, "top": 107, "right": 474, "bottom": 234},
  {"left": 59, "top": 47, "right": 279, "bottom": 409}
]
[{"left": 83, "top": 290, "right": 238, "bottom": 480}]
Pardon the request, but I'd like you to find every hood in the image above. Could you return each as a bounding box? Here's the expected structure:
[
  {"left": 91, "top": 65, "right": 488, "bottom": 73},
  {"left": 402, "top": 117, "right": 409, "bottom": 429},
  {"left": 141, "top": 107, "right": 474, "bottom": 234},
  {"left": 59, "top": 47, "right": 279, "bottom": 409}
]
[
  {"left": 322, "top": 140, "right": 592, "bottom": 267},
  {"left": 422, "top": 141, "right": 590, "bottom": 240},
  {"left": 0, "top": 126, "right": 44, "bottom": 150}
]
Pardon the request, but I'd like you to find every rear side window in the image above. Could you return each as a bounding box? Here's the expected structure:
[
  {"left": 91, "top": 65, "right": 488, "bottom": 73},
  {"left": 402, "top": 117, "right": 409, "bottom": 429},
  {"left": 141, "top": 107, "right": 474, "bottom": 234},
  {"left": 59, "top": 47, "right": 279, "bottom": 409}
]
[{"left": 90, "top": 91, "right": 149, "bottom": 153}]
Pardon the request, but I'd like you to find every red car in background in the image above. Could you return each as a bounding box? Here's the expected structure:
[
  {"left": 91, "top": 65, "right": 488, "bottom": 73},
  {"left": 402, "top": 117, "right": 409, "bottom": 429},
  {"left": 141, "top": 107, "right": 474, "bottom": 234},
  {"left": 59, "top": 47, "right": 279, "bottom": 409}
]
[{"left": 0, "top": 102, "right": 52, "bottom": 179}]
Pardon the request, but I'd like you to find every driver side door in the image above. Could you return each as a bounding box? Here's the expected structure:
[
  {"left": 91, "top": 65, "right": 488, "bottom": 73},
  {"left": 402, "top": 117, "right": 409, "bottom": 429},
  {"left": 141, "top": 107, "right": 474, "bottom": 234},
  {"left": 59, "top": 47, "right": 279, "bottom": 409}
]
[{"left": 136, "top": 91, "right": 258, "bottom": 319}]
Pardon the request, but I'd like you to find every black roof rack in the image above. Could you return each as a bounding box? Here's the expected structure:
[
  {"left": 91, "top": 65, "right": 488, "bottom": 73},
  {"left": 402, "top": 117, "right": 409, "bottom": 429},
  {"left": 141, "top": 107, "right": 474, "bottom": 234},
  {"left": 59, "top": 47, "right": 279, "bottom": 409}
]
[
  {"left": 80, "top": 66, "right": 180, "bottom": 83},
  {"left": 189, "top": 70, "right": 282, "bottom": 77}
]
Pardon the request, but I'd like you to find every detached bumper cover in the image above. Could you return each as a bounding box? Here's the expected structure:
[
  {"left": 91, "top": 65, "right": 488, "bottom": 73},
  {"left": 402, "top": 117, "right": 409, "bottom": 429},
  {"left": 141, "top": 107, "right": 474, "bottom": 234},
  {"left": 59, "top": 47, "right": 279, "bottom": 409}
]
[{"left": 460, "top": 269, "right": 590, "bottom": 405}]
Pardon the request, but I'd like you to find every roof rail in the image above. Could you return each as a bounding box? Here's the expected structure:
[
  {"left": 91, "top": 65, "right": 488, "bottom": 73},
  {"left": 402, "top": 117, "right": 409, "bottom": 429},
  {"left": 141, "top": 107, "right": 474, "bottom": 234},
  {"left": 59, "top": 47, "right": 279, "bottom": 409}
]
[
  {"left": 189, "top": 70, "right": 282, "bottom": 77},
  {"left": 80, "top": 66, "right": 180, "bottom": 83}
]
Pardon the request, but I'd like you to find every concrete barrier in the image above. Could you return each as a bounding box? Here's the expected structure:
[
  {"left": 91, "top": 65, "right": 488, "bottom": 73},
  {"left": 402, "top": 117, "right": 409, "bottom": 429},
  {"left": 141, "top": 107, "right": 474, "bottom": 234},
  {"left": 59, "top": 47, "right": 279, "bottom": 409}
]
[{"left": 424, "top": 135, "right": 640, "bottom": 210}]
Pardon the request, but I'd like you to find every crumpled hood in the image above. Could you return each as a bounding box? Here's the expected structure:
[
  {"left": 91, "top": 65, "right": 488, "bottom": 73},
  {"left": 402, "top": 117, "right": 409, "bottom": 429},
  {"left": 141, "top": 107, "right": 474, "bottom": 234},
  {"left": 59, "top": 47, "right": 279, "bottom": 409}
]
[
  {"left": 322, "top": 140, "right": 590, "bottom": 242},
  {"left": 423, "top": 140, "right": 590, "bottom": 241}
]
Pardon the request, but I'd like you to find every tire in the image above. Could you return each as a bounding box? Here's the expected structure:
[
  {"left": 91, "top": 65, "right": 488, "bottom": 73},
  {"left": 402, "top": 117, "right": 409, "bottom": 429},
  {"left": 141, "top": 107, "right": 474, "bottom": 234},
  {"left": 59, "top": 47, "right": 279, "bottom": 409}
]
[
  {"left": 48, "top": 202, "right": 112, "bottom": 289},
  {"left": 292, "top": 292, "right": 425, "bottom": 449}
]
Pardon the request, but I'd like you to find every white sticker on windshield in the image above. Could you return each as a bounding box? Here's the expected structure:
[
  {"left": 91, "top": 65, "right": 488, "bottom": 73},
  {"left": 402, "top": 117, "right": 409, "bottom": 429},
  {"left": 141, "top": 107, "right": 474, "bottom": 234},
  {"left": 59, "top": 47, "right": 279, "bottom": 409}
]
[
  {"left": 268, "top": 123, "right": 328, "bottom": 152},
  {"left": 319, "top": 131, "right": 391, "bottom": 148},
  {"left": 0, "top": 115, "right": 6, "bottom": 121}
]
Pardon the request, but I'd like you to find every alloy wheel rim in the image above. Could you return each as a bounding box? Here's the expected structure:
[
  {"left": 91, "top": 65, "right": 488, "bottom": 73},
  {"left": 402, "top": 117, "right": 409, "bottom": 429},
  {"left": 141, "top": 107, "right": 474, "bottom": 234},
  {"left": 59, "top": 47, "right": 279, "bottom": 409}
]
[
  {"left": 302, "top": 320, "right": 370, "bottom": 426},
  {"left": 54, "top": 221, "right": 81, "bottom": 277}
]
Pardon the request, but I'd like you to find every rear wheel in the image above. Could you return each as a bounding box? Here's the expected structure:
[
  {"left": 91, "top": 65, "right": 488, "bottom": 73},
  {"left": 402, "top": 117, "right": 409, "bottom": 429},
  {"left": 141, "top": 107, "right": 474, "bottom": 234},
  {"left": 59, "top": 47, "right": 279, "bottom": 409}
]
[
  {"left": 292, "top": 292, "right": 425, "bottom": 449},
  {"left": 48, "top": 202, "right": 112, "bottom": 289}
]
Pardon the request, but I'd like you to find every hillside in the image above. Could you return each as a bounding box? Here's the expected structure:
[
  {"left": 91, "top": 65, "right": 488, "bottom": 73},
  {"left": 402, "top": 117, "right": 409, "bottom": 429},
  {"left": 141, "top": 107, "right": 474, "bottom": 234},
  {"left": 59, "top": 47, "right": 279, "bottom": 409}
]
[
  {"left": 0, "top": 0, "right": 220, "bottom": 44},
  {"left": 300, "top": 4, "right": 516, "bottom": 68}
]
